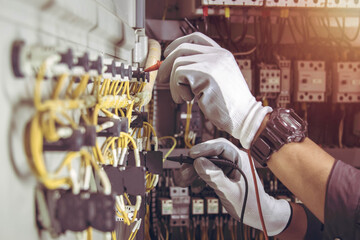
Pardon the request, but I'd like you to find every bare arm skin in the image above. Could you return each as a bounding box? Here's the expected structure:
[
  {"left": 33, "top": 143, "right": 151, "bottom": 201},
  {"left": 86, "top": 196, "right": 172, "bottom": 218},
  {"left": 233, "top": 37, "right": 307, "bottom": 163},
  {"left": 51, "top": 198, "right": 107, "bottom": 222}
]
[{"left": 253, "top": 115, "right": 335, "bottom": 238}]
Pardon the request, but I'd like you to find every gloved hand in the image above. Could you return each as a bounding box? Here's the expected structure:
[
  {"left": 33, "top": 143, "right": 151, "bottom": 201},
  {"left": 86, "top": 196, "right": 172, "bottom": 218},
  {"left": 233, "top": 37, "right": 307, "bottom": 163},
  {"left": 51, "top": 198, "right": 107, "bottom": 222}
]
[
  {"left": 157, "top": 32, "right": 271, "bottom": 148},
  {"left": 189, "top": 138, "right": 291, "bottom": 236}
]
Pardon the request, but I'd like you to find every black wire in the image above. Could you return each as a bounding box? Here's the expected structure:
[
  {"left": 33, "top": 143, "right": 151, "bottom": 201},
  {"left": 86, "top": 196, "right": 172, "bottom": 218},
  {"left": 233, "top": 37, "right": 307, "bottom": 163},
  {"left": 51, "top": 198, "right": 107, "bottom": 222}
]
[
  {"left": 235, "top": 164, "right": 248, "bottom": 240},
  {"left": 291, "top": 17, "right": 306, "bottom": 43},
  {"left": 276, "top": 18, "right": 286, "bottom": 45},
  {"left": 286, "top": 18, "right": 299, "bottom": 55},
  {"left": 307, "top": 16, "right": 319, "bottom": 38},
  {"left": 213, "top": 16, "right": 230, "bottom": 49},
  {"left": 253, "top": 16, "right": 260, "bottom": 61},
  {"left": 236, "top": 11, "right": 249, "bottom": 45},
  {"left": 222, "top": 17, "right": 239, "bottom": 52},
  {"left": 209, "top": 158, "right": 248, "bottom": 240}
]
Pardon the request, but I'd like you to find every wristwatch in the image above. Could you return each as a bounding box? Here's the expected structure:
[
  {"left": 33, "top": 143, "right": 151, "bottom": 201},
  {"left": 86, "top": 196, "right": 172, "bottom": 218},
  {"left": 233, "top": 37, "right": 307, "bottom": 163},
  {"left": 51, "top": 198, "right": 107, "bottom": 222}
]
[{"left": 250, "top": 108, "right": 307, "bottom": 167}]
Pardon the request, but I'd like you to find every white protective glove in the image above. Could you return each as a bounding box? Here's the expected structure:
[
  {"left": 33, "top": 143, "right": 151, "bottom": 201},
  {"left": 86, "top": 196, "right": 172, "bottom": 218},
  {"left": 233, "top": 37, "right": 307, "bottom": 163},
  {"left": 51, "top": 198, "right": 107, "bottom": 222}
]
[
  {"left": 189, "top": 138, "right": 291, "bottom": 236},
  {"left": 157, "top": 32, "right": 272, "bottom": 148}
]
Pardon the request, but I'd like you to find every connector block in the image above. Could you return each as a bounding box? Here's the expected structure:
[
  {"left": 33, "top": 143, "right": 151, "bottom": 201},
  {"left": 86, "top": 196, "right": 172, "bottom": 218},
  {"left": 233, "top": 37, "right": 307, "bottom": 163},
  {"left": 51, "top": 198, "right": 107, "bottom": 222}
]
[
  {"left": 332, "top": 62, "right": 360, "bottom": 103},
  {"left": 294, "top": 60, "right": 326, "bottom": 102}
]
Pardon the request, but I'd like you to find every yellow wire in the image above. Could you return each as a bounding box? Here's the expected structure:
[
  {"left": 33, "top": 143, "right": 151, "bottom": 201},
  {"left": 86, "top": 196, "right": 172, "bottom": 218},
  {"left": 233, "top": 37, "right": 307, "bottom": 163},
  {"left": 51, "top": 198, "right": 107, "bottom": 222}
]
[
  {"left": 184, "top": 102, "right": 193, "bottom": 148},
  {"left": 100, "top": 79, "right": 109, "bottom": 96},
  {"left": 124, "top": 193, "right": 132, "bottom": 205},
  {"left": 143, "top": 122, "right": 156, "bottom": 137},
  {"left": 159, "top": 136, "right": 176, "bottom": 161},
  {"left": 115, "top": 81, "right": 124, "bottom": 95},
  {"left": 126, "top": 81, "right": 131, "bottom": 99},
  {"left": 87, "top": 227, "right": 93, "bottom": 240},
  {"left": 126, "top": 101, "right": 135, "bottom": 129},
  {"left": 111, "top": 231, "right": 116, "bottom": 240},
  {"left": 51, "top": 74, "right": 68, "bottom": 100},
  {"left": 121, "top": 81, "right": 128, "bottom": 95},
  {"left": 71, "top": 74, "right": 90, "bottom": 98},
  {"left": 109, "top": 80, "right": 118, "bottom": 95},
  {"left": 34, "top": 62, "right": 47, "bottom": 109},
  {"left": 120, "top": 132, "right": 137, "bottom": 149}
]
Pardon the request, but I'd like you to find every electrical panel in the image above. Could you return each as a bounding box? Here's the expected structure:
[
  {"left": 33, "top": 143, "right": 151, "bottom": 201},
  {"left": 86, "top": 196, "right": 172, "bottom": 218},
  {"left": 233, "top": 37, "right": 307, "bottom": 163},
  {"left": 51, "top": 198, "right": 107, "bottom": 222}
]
[
  {"left": 332, "top": 62, "right": 360, "bottom": 103},
  {"left": 201, "top": 0, "right": 264, "bottom": 6},
  {"left": 294, "top": 60, "right": 326, "bottom": 102},
  {"left": 237, "top": 59, "right": 253, "bottom": 92},
  {"left": 258, "top": 64, "right": 281, "bottom": 97}
]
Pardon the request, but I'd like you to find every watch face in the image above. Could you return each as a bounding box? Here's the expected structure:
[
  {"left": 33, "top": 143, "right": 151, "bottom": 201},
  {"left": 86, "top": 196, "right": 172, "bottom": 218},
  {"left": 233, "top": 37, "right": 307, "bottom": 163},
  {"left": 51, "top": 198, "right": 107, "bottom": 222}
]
[{"left": 280, "top": 112, "right": 301, "bottom": 130}]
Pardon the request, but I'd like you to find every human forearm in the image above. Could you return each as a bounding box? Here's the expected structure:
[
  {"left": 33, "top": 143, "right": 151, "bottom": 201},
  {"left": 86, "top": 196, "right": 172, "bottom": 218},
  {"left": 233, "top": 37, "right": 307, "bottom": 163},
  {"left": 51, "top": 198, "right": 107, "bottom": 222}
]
[{"left": 253, "top": 116, "right": 335, "bottom": 223}]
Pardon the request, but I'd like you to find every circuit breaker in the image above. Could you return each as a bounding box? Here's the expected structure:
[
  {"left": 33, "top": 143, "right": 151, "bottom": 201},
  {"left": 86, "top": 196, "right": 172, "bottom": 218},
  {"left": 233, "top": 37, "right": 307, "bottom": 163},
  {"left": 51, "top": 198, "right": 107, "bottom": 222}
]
[
  {"left": 170, "top": 187, "right": 190, "bottom": 226},
  {"left": 332, "top": 62, "right": 360, "bottom": 103},
  {"left": 294, "top": 60, "right": 326, "bottom": 102},
  {"left": 237, "top": 59, "right": 253, "bottom": 92},
  {"left": 258, "top": 64, "right": 281, "bottom": 97}
]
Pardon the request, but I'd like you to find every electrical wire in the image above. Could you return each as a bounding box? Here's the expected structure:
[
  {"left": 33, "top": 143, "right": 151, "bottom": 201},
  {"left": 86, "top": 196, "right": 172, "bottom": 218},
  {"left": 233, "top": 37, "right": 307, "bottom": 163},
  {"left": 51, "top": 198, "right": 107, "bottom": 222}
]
[
  {"left": 247, "top": 150, "right": 269, "bottom": 240},
  {"left": 184, "top": 101, "right": 194, "bottom": 148},
  {"left": 339, "top": 105, "right": 345, "bottom": 148},
  {"left": 159, "top": 136, "right": 177, "bottom": 161}
]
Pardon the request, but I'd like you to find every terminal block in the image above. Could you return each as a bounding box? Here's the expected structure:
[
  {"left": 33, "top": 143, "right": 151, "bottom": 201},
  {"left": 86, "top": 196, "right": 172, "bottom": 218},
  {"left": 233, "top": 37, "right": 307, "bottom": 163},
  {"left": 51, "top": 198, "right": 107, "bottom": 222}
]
[
  {"left": 11, "top": 40, "right": 74, "bottom": 78},
  {"left": 97, "top": 117, "right": 128, "bottom": 137},
  {"left": 258, "top": 64, "right": 281, "bottom": 98},
  {"left": 332, "top": 62, "right": 360, "bottom": 103},
  {"left": 237, "top": 59, "right": 253, "bottom": 93},
  {"left": 43, "top": 129, "right": 83, "bottom": 151},
  {"left": 277, "top": 59, "right": 291, "bottom": 107},
  {"left": 36, "top": 187, "right": 116, "bottom": 236},
  {"left": 132, "top": 68, "right": 150, "bottom": 83},
  {"left": 170, "top": 187, "right": 190, "bottom": 226},
  {"left": 127, "top": 150, "right": 163, "bottom": 174},
  {"left": 294, "top": 60, "right": 326, "bottom": 102}
]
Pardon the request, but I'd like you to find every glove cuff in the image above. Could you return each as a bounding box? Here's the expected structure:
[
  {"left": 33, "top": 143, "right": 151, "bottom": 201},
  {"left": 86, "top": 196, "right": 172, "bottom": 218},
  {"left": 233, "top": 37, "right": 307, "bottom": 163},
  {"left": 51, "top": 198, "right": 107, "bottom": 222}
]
[
  {"left": 234, "top": 101, "right": 272, "bottom": 149},
  {"left": 265, "top": 199, "right": 292, "bottom": 236}
]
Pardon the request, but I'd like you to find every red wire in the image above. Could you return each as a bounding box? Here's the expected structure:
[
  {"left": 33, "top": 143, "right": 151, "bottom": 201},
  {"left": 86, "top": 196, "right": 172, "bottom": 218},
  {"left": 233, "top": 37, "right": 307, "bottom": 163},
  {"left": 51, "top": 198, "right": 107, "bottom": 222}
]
[{"left": 247, "top": 150, "right": 269, "bottom": 240}]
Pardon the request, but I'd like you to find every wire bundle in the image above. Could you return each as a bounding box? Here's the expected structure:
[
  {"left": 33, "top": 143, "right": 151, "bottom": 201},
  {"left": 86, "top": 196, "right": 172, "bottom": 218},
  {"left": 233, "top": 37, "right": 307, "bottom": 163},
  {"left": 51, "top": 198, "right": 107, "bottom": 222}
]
[{"left": 24, "top": 59, "right": 159, "bottom": 240}]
